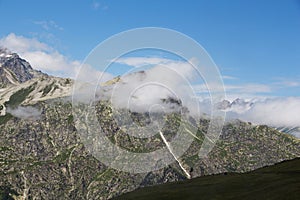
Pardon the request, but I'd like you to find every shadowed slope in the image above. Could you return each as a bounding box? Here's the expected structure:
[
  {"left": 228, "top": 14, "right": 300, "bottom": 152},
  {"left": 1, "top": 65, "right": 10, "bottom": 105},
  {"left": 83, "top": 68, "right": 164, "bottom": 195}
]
[{"left": 114, "top": 158, "right": 300, "bottom": 200}]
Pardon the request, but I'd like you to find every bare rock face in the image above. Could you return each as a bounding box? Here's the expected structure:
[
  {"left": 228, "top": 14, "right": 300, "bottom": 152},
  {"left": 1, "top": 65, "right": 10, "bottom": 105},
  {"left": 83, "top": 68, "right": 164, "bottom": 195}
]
[{"left": 0, "top": 48, "right": 38, "bottom": 86}]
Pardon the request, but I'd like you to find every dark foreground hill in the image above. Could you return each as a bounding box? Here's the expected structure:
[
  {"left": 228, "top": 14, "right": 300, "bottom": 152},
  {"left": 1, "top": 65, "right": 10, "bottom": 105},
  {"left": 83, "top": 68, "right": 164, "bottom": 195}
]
[{"left": 114, "top": 158, "right": 300, "bottom": 200}]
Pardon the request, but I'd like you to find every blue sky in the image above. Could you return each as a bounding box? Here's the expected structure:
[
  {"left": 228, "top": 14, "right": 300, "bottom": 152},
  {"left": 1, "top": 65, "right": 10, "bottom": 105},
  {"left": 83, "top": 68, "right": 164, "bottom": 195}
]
[{"left": 0, "top": 0, "right": 300, "bottom": 97}]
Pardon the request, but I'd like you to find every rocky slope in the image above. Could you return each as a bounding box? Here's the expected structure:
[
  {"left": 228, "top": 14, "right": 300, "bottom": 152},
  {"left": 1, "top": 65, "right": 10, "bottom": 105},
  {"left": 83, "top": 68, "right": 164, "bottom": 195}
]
[
  {"left": 0, "top": 50, "right": 300, "bottom": 199},
  {"left": 1, "top": 99, "right": 300, "bottom": 199}
]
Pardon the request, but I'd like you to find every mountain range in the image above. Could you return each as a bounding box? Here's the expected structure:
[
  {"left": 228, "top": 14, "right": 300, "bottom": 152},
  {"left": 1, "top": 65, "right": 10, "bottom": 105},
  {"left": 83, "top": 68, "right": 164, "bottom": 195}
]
[{"left": 0, "top": 48, "right": 299, "bottom": 199}]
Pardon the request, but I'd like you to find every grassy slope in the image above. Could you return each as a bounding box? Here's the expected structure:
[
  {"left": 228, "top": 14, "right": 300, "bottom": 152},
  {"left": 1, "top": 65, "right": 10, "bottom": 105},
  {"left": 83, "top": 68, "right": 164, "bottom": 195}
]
[{"left": 114, "top": 158, "right": 300, "bottom": 200}]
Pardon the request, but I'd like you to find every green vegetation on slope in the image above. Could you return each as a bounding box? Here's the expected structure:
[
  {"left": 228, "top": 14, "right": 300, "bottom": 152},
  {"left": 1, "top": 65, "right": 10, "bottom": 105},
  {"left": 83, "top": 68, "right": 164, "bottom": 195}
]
[
  {"left": 41, "top": 82, "right": 54, "bottom": 97},
  {"left": 5, "top": 83, "right": 36, "bottom": 108},
  {"left": 114, "top": 158, "right": 300, "bottom": 200},
  {"left": 0, "top": 113, "right": 13, "bottom": 125}
]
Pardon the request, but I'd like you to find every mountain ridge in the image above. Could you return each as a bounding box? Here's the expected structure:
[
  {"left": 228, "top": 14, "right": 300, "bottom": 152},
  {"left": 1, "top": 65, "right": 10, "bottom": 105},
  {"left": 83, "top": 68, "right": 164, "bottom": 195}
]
[{"left": 0, "top": 49, "right": 299, "bottom": 199}]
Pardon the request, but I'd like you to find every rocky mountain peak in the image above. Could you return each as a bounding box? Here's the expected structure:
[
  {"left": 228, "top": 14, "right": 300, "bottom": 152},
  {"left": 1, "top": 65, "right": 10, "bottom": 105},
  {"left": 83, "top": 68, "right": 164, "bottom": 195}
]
[
  {"left": 0, "top": 48, "right": 72, "bottom": 116},
  {"left": 0, "top": 47, "right": 37, "bottom": 86}
]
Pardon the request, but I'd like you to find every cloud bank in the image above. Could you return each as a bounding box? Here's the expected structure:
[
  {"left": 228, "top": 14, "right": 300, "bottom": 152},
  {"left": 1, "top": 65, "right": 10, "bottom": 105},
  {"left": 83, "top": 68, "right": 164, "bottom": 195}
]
[
  {"left": 237, "top": 97, "right": 300, "bottom": 127},
  {"left": 218, "top": 97, "right": 300, "bottom": 138},
  {"left": 101, "top": 56, "right": 300, "bottom": 139},
  {"left": 98, "top": 57, "right": 202, "bottom": 116}
]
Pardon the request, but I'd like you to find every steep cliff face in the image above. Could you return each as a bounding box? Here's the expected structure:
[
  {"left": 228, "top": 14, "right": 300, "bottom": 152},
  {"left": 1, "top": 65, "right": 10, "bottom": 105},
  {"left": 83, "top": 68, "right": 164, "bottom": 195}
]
[{"left": 0, "top": 50, "right": 299, "bottom": 199}]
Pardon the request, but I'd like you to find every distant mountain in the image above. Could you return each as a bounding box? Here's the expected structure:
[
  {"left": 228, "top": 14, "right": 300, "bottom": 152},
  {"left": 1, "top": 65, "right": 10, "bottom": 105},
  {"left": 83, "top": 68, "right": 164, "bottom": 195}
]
[
  {"left": 0, "top": 49, "right": 299, "bottom": 199},
  {"left": 113, "top": 157, "right": 300, "bottom": 200},
  {"left": 216, "top": 98, "right": 253, "bottom": 113}
]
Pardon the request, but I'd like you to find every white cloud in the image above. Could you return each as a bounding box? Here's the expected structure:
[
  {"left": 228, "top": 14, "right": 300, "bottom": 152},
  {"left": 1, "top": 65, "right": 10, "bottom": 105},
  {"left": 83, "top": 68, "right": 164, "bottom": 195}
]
[
  {"left": 0, "top": 33, "right": 49, "bottom": 52},
  {"left": 100, "top": 57, "right": 202, "bottom": 116},
  {"left": 227, "top": 84, "right": 272, "bottom": 93},
  {"left": 115, "top": 57, "right": 177, "bottom": 68},
  {"left": 76, "top": 63, "right": 114, "bottom": 84},
  {"left": 222, "top": 75, "right": 238, "bottom": 80},
  {"left": 195, "top": 96, "right": 300, "bottom": 138},
  {"left": 217, "top": 97, "right": 300, "bottom": 138},
  {"left": 293, "top": 132, "right": 300, "bottom": 138},
  {"left": 7, "top": 106, "right": 42, "bottom": 120},
  {"left": 0, "top": 33, "right": 80, "bottom": 78},
  {"left": 91, "top": 1, "right": 108, "bottom": 10},
  {"left": 194, "top": 83, "right": 272, "bottom": 95},
  {"left": 238, "top": 97, "right": 300, "bottom": 127},
  {"left": 274, "top": 79, "right": 300, "bottom": 88},
  {"left": 34, "top": 20, "right": 63, "bottom": 31}
]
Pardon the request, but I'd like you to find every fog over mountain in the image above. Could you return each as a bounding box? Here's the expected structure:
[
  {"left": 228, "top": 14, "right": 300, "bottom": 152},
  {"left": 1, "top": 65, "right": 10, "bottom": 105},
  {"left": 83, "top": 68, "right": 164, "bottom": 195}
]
[
  {"left": 215, "top": 97, "right": 300, "bottom": 138},
  {"left": 104, "top": 56, "right": 300, "bottom": 138},
  {"left": 2, "top": 45, "right": 299, "bottom": 138}
]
